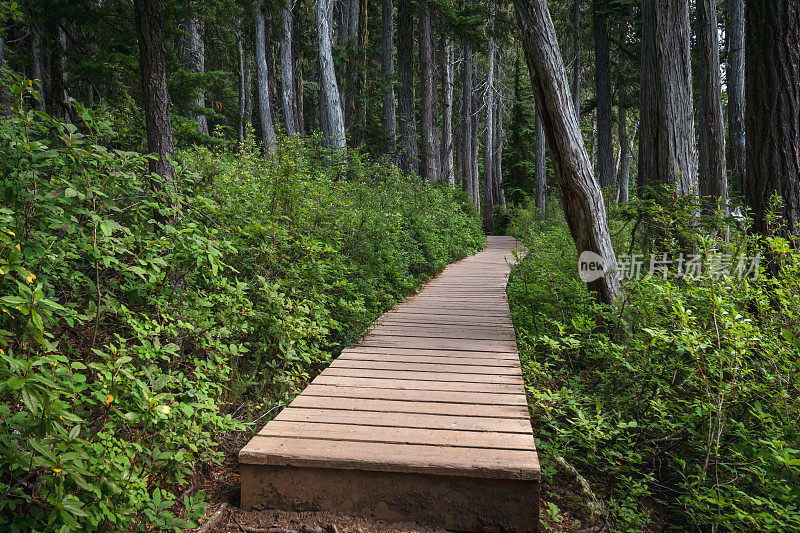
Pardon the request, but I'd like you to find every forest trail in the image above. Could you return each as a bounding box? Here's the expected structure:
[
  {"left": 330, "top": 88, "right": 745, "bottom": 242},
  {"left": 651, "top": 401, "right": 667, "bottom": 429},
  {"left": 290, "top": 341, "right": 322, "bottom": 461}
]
[{"left": 238, "top": 236, "right": 540, "bottom": 532}]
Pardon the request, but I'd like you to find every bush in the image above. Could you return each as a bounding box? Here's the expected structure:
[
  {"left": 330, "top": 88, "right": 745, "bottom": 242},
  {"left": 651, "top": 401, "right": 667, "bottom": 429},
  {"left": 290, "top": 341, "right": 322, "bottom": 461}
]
[
  {"left": 507, "top": 196, "right": 800, "bottom": 531},
  {"left": 0, "top": 77, "right": 483, "bottom": 530}
]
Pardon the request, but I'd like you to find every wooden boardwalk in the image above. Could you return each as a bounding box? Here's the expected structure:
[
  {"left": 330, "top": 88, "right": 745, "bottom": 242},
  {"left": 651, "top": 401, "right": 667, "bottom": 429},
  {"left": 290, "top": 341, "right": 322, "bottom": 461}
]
[{"left": 239, "top": 236, "right": 540, "bottom": 532}]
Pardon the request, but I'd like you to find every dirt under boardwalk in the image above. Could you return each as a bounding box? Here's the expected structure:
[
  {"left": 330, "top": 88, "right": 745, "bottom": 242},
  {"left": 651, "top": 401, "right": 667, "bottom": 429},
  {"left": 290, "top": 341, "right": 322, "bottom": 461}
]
[{"left": 239, "top": 236, "right": 540, "bottom": 532}]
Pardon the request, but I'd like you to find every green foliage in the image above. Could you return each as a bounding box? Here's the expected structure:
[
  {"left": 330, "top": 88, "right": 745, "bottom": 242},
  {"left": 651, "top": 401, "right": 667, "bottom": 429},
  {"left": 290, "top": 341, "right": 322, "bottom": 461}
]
[
  {"left": 502, "top": 55, "right": 539, "bottom": 205},
  {"left": 0, "top": 76, "right": 483, "bottom": 530},
  {"left": 508, "top": 198, "right": 800, "bottom": 531}
]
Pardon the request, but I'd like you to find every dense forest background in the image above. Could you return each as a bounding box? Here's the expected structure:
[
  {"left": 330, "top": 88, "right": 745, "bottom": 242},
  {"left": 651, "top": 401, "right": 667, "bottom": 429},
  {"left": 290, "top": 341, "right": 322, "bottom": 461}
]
[{"left": 1, "top": 0, "right": 799, "bottom": 531}]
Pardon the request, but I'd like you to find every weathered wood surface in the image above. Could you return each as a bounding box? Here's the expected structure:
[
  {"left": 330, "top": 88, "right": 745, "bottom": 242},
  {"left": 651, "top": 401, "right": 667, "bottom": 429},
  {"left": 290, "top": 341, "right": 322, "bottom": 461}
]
[{"left": 239, "top": 236, "right": 540, "bottom": 531}]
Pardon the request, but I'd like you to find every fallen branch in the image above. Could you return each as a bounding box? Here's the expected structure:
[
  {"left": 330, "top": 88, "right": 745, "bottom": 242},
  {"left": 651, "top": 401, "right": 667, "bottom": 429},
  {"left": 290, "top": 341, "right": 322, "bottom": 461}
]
[
  {"left": 554, "top": 455, "right": 608, "bottom": 530},
  {"left": 194, "top": 503, "right": 228, "bottom": 533}
]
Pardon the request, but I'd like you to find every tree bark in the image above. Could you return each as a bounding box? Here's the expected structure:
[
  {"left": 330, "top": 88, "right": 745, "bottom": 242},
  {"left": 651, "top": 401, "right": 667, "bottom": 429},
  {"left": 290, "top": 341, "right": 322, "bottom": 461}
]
[
  {"left": 244, "top": 42, "right": 253, "bottom": 131},
  {"left": 615, "top": 107, "right": 634, "bottom": 202},
  {"left": 237, "top": 20, "right": 246, "bottom": 143},
  {"left": 381, "top": 0, "right": 397, "bottom": 156},
  {"left": 745, "top": 0, "right": 800, "bottom": 238},
  {"left": 280, "top": 4, "right": 300, "bottom": 136},
  {"left": 255, "top": 4, "right": 277, "bottom": 152},
  {"left": 460, "top": 44, "right": 474, "bottom": 197},
  {"left": 697, "top": 0, "right": 727, "bottom": 207},
  {"left": 315, "top": 0, "right": 346, "bottom": 152},
  {"left": 726, "top": 0, "right": 745, "bottom": 191},
  {"left": 133, "top": 0, "right": 176, "bottom": 187},
  {"left": 638, "top": 0, "right": 698, "bottom": 196},
  {"left": 571, "top": 0, "right": 581, "bottom": 115},
  {"left": 30, "top": 15, "right": 46, "bottom": 111},
  {"left": 484, "top": 33, "right": 497, "bottom": 229},
  {"left": 593, "top": 0, "right": 613, "bottom": 190},
  {"left": 187, "top": 15, "right": 208, "bottom": 135},
  {"left": 534, "top": 106, "right": 547, "bottom": 212},
  {"left": 494, "top": 52, "right": 506, "bottom": 212},
  {"left": 514, "top": 0, "right": 622, "bottom": 305},
  {"left": 397, "top": 0, "right": 418, "bottom": 174},
  {"left": 48, "top": 22, "right": 70, "bottom": 119},
  {"left": 0, "top": 24, "right": 7, "bottom": 116},
  {"left": 441, "top": 36, "right": 455, "bottom": 185},
  {"left": 419, "top": 1, "right": 439, "bottom": 183}
]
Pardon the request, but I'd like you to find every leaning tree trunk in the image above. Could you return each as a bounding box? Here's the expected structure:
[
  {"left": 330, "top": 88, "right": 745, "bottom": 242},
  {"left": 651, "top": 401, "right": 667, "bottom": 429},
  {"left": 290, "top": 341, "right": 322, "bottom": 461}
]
[
  {"left": 726, "top": 0, "right": 745, "bottom": 192},
  {"left": 381, "top": 0, "right": 397, "bottom": 156},
  {"left": 571, "top": 0, "right": 581, "bottom": 116},
  {"left": 441, "top": 36, "right": 455, "bottom": 185},
  {"left": 638, "top": 0, "right": 697, "bottom": 196},
  {"left": 534, "top": 107, "right": 547, "bottom": 212},
  {"left": 697, "top": 0, "right": 727, "bottom": 207},
  {"left": 514, "top": 0, "right": 622, "bottom": 306},
  {"left": 30, "top": 16, "right": 46, "bottom": 111},
  {"left": 419, "top": 1, "right": 439, "bottom": 183},
  {"left": 255, "top": 4, "right": 277, "bottom": 153},
  {"left": 615, "top": 107, "right": 634, "bottom": 202},
  {"left": 187, "top": 15, "right": 208, "bottom": 135},
  {"left": 280, "top": 4, "right": 300, "bottom": 136},
  {"left": 397, "top": 0, "right": 418, "bottom": 174},
  {"left": 315, "top": 0, "right": 346, "bottom": 152},
  {"left": 460, "top": 44, "right": 474, "bottom": 197},
  {"left": 745, "top": 0, "right": 800, "bottom": 238},
  {"left": 593, "top": 0, "right": 613, "bottom": 190}
]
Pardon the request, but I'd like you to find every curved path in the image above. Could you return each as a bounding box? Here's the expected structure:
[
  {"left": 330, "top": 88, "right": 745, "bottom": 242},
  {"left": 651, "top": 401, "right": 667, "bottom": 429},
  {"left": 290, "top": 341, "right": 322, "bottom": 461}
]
[{"left": 239, "top": 236, "right": 540, "bottom": 532}]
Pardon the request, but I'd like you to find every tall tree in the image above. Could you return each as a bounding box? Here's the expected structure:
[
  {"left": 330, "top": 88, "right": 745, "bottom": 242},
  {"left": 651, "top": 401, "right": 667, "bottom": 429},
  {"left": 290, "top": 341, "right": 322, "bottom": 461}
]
[
  {"left": 593, "top": 0, "right": 613, "bottom": 190},
  {"left": 460, "top": 45, "right": 476, "bottom": 201},
  {"left": 419, "top": 1, "right": 439, "bottom": 183},
  {"left": 534, "top": 106, "right": 547, "bottom": 211},
  {"left": 441, "top": 36, "right": 455, "bottom": 185},
  {"left": 397, "top": 0, "right": 418, "bottom": 173},
  {"left": 744, "top": 0, "right": 800, "bottom": 237},
  {"left": 615, "top": 107, "right": 634, "bottom": 202},
  {"left": 48, "top": 22, "right": 69, "bottom": 119},
  {"left": 381, "top": 0, "right": 396, "bottom": 155},
  {"left": 484, "top": 30, "right": 498, "bottom": 229},
  {"left": 726, "top": 0, "right": 745, "bottom": 191},
  {"left": 0, "top": 18, "right": 7, "bottom": 116},
  {"left": 237, "top": 19, "right": 246, "bottom": 143},
  {"left": 638, "top": 0, "right": 697, "bottom": 195},
  {"left": 280, "top": 2, "right": 300, "bottom": 136},
  {"left": 133, "top": 0, "right": 176, "bottom": 186},
  {"left": 255, "top": 2, "right": 277, "bottom": 152},
  {"left": 187, "top": 14, "right": 209, "bottom": 135},
  {"left": 514, "top": 0, "right": 622, "bottom": 305},
  {"left": 571, "top": 0, "right": 581, "bottom": 114},
  {"left": 315, "top": 0, "right": 346, "bottom": 152},
  {"left": 696, "top": 0, "right": 726, "bottom": 207},
  {"left": 29, "top": 14, "right": 46, "bottom": 111}
]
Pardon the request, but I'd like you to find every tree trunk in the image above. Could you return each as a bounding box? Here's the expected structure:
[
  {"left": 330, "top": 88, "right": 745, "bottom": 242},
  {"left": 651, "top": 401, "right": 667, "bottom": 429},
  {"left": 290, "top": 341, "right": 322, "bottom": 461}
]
[
  {"left": 187, "top": 15, "right": 208, "bottom": 135},
  {"left": 419, "top": 1, "right": 439, "bottom": 183},
  {"left": 514, "top": 0, "right": 622, "bottom": 306},
  {"left": 133, "top": 0, "right": 176, "bottom": 187},
  {"left": 494, "top": 52, "right": 506, "bottom": 212},
  {"left": 460, "top": 44, "right": 474, "bottom": 197},
  {"left": 0, "top": 21, "right": 7, "bottom": 116},
  {"left": 593, "top": 0, "right": 613, "bottom": 190},
  {"left": 484, "top": 34, "right": 497, "bottom": 229},
  {"left": 471, "top": 85, "right": 479, "bottom": 209},
  {"left": 697, "top": 0, "right": 727, "bottom": 207},
  {"left": 534, "top": 106, "right": 547, "bottom": 212},
  {"left": 315, "top": 0, "right": 346, "bottom": 152},
  {"left": 341, "top": 0, "right": 359, "bottom": 138},
  {"left": 726, "top": 0, "right": 745, "bottom": 192},
  {"left": 441, "top": 36, "right": 455, "bottom": 185},
  {"left": 397, "top": 0, "right": 418, "bottom": 174},
  {"left": 244, "top": 44, "right": 253, "bottom": 131},
  {"left": 255, "top": 4, "right": 277, "bottom": 152},
  {"left": 280, "top": 4, "right": 300, "bottom": 136},
  {"left": 30, "top": 16, "right": 46, "bottom": 111},
  {"left": 381, "top": 0, "right": 397, "bottom": 155},
  {"left": 638, "top": 0, "right": 698, "bottom": 196},
  {"left": 745, "top": 0, "right": 800, "bottom": 238},
  {"left": 237, "top": 21, "right": 246, "bottom": 143},
  {"left": 49, "top": 23, "right": 70, "bottom": 119},
  {"left": 356, "top": 0, "right": 368, "bottom": 138},
  {"left": 571, "top": 0, "right": 581, "bottom": 115},
  {"left": 615, "top": 107, "right": 634, "bottom": 202}
]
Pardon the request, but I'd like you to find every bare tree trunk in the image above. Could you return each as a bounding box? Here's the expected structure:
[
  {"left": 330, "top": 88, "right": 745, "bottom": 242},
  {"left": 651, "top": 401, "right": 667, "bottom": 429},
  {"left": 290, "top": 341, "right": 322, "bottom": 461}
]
[
  {"left": 726, "top": 0, "right": 745, "bottom": 191},
  {"left": 316, "top": 0, "right": 346, "bottom": 152},
  {"left": 441, "top": 36, "right": 455, "bottom": 185},
  {"left": 49, "top": 23, "right": 70, "bottom": 119},
  {"left": 419, "top": 1, "right": 439, "bottom": 183},
  {"left": 255, "top": 5, "right": 277, "bottom": 153},
  {"left": 638, "top": 0, "right": 698, "bottom": 196},
  {"left": 30, "top": 16, "right": 46, "bottom": 111},
  {"left": 593, "top": 0, "right": 613, "bottom": 190},
  {"left": 357, "top": 0, "right": 368, "bottom": 138},
  {"left": 484, "top": 34, "right": 497, "bottom": 229},
  {"left": 397, "top": 0, "right": 418, "bottom": 173},
  {"left": 615, "top": 107, "right": 634, "bottom": 202},
  {"left": 534, "top": 106, "right": 547, "bottom": 211},
  {"left": 571, "top": 0, "right": 581, "bottom": 115},
  {"left": 460, "top": 44, "right": 474, "bottom": 197},
  {"left": 0, "top": 23, "right": 7, "bottom": 116},
  {"left": 244, "top": 44, "right": 253, "bottom": 131},
  {"left": 471, "top": 87, "right": 479, "bottom": 209},
  {"left": 514, "top": 0, "right": 622, "bottom": 305},
  {"left": 495, "top": 52, "right": 506, "bottom": 212},
  {"left": 237, "top": 21, "right": 246, "bottom": 144},
  {"left": 697, "top": 0, "right": 727, "bottom": 208},
  {"left": 133, "top": 0, "right": 176, "bottom": 188},
  {"left": 187, "top": 15, "right": 208, "bottom": 135},
  {"left": 280, "top": 4, "right": 300, "bottom": 136},
  {"left": 381, "top": 0, "right": 397, "bottom": 155},
  {"left": 745, "top": 0, "right": 800, "bottom": 238}
]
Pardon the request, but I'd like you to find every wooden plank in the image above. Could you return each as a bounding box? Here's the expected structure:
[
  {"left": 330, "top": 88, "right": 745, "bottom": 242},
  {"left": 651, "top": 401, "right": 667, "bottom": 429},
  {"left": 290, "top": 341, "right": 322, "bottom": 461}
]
[
  {"left": 302, "top": 383, "right": 527, "bottom": 405},
  {"left": 274, "top": 407, "right": 532, "bottom": 432},
  {"left": 258, "top": 421, "right": 535, "bottom": 450},
  {"left": 367, "top": 326, "right": 516, "bottom": 341},
  {"left": 288, "top": 395, "right": 529, "bottom": 418},
  {"left": 361, "top": 335, "right": 517, "bottom": 352},
  {"left": 340, "top": 346, "right": 520, "bottom": 359},
  {"left": 240, "top": 436, "right": 540, "bottom": 480},
  {"left": 323, "top": 367, "right": 523, "bottom": 384},
  {"left": 336, "top": 352, "right": 519, "bottom": 367},
  {"left": 312, "top": 375, "right": 522, "bottom": 393},
  {"left": 330, "top": 359, "right": 520, "bottom": 376}
]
